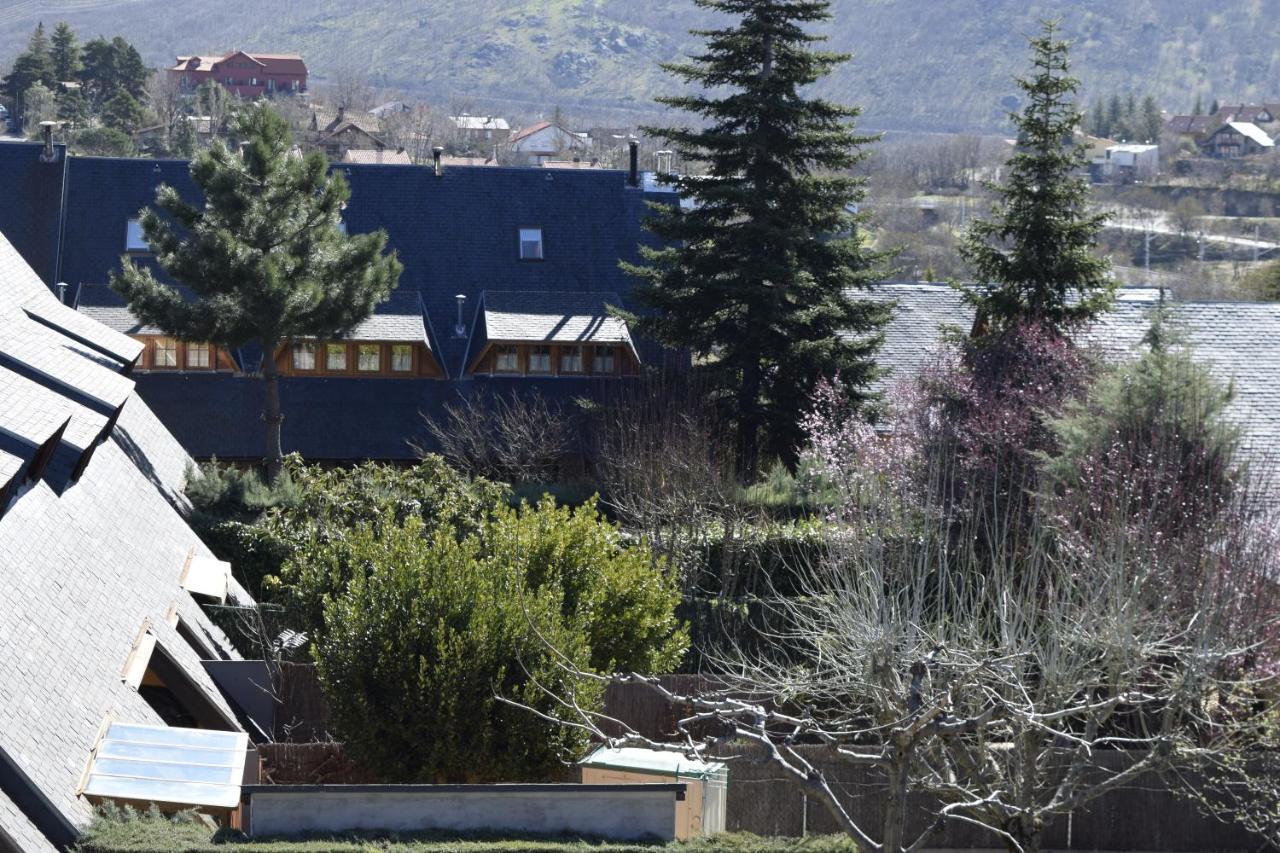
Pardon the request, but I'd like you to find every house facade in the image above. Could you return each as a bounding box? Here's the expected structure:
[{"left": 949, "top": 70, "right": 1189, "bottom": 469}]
[
  {"left": 1200, "top": 121, "right": 1276, "bottom": 158},
  {"left": 170, "top": 51, "right": 307, "bottom": 97},
  {"left": 508, "top": 121, "right": 590, "bottom": 165},
  {"left": 0, "top": 142, "right": 670, "bottom": 464}
]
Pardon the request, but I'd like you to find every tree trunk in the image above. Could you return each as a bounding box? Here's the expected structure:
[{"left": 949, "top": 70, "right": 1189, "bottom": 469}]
[
  {"left": 883, "top": 754, "right": 909, "bottom": 853},
  {"left": 736, "top": 360, "right": 763, "bottom": 477},
  {"left": 260, "top": 338, "right": 285, "bottom": 481}
]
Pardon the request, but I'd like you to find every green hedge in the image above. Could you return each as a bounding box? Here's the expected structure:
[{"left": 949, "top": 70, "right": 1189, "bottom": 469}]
[{"left": 76, "top": 810, "right": 859, "bottom": 853}]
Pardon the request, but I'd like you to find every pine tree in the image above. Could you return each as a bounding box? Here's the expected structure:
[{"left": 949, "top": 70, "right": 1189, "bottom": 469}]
[
  {"left": 50, "top": 22, "right": 81, "bottom": 83},
  {"left": 102, "top": 90, "right": 143, "bottom": 133},
  {"left": 111, "top": 106, "right": 402, "bottom": 478},
  {"left": 1210, "top": 98, "right": 1220, "bottom": 116},
  {"left": 1106, "top": 93, "right": 1123, "bottom": 138},
  {"left": 1192, "top": 93, "right": 1204, "bottom": 116},
  {"left": 1140, "top": 94, "right": 1162, "bottom": 143},
  {"left": 959, "top": 20, "right": 1112, "bottom": 333},
  {"left": 1088, "top": 96, "right": 1107, "bottom": 137},
  {"left": 2, "top": 23, "right": 56, "bottom": 109},
  {"left": 624, "top": 0, "right": 888, "bottom": 472}
]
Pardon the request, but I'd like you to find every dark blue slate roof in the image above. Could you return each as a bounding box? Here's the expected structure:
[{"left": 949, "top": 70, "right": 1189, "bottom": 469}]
[
  {"left": 0, "top": 147, "right": 667, "bottom": 461},
  {"left": 0, "top": 142, "right": 66, "bottom": 284}
]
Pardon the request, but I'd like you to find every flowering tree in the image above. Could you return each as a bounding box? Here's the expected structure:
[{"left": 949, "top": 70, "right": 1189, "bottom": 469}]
[{"left": 508, "top": 317, "right": 1279, "bottom": 853}]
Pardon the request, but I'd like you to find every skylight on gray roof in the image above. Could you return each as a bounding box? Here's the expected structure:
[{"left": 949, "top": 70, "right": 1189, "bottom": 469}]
[{"left": 80, "top": 722, "right": 247, "bottom": 811}]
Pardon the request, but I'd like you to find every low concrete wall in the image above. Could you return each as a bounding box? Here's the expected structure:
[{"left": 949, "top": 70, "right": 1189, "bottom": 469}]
[{"left": 241, "top": 783, "right": 685, "bottom": 842}]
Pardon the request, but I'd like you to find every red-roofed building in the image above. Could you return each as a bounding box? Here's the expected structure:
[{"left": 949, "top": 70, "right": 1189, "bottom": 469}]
[{"left": 169, "top": 51, "right": 307, "bottom": 98}]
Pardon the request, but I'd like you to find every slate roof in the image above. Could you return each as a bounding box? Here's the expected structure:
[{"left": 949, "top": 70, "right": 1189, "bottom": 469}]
[
  {"left": 862, "top": 282, "right": 1280, "bottom": 485},
  {"left": 451, "top": 115, "right": 511, "bottom": 132},
  {"left": 479, "top": 290, "right": 633, "bottom": 344},
  {"left": 0, "top": 145, "right": 664, "bottom": 461},
  {"left": 342, "top": 148, "right": 411, "bottom": 165},
  {"left": 0, "top": 229, "right": 251, "bottom": 849},
  {"left": 1224, "top": 121, "right": 1275, "bottom": 147}
]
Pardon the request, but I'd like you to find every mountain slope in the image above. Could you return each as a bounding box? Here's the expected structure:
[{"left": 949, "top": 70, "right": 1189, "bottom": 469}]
[{"left": 0, "top": 0, "right": 1276, "bottom": 131}]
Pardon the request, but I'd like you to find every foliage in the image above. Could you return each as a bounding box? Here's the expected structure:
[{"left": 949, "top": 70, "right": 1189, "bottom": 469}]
[
  {"left": 960, "top": 22, "right": 1113, "bottom": 332},
  {"left": 1242, "top": 258, "right": 1280, "bottom": 300},
  {"left": 1087, "top": 91, "right": 1163, "bottom": 142},
  {"left": 2, "top": 22, "right": 54, "bottom": 106},
  {"left": 71, "top": 126, "right": 136, "bottom": 157},
  {"left": 80, "top": 35, "right": 148, "bottom": 106},
  {"left": 422, "top": 390, "right": 575, "bottom": 483},
  {"left": 301, "top": 493, "right": 683, "bottom": 782},
  {"left": 101, "top": 90, "right": 144, "bottom": 133},
  {"left": 624, "top": 0, "right": 889, "bottom": 471},
  {"left": 22, "top": 82, "right": 56, "bottom": 130},
  {"left": 110, "top": 104, "right": 402, "bottom": 477},
  {"left": 79, "top": 806, "right": 860, "bottom": 852},
  {"left": 50, "top": 22, "right": 82, "bottom": 83}
]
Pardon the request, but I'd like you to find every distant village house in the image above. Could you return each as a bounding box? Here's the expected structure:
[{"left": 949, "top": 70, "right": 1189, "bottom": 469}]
[{"left": 169, "top": 51, "right": 308, "bottom": 98}]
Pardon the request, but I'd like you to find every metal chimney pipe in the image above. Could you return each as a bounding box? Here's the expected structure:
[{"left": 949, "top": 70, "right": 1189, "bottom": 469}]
[
  {"left": 55, "top": 282, "right": 68, "bottom": 304},
  {"left": 39, "top": 122, "right": 55, "bottom": 162},
  {"left": 433, "top": 147, "right": 444, "bottom": 177},
  {"left": 454, "top": 293, "right": 467, "bottom": 337},
  {"left": 628, "top": 140, "right": 639, "bottom": 187},
  {"left": 656, "top": 149, "right": 674, "bottom": 175}
]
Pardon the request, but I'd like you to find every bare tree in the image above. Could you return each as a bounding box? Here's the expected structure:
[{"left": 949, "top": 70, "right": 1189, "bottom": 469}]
[
  {"left": 506, "top": 367, "right": 1279, "bottom": 853},
  {"left": 419, "top": 389, "right": 573, "bottom": 483},
  {"left": 145, "top": 70, "right": 186, "bottom": 146}
]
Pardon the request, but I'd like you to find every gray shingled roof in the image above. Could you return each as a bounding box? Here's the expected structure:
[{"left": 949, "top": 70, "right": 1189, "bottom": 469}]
[
  {"left": 0, "top": 230, "right": 251, "bottom": 849},
  {"left": 73, "top": 302, "right": 161, "bottom": 336},
  {"left": 861, "top": 282, "right": 1280, "bottom": 486},
  {"left": 478, "top": 290, "right": 634, "bottom": 349},
  {"left": 23, "top": 296, "right": 144, "bottom": 365}
]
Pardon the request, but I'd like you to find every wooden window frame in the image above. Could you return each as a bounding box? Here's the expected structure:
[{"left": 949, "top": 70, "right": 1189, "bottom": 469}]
[
  {"left": 185, "top": 341, "right": 211, "bottom": 370},
  {"left": 527, "top": 344, "right": 552, "bottom": 374},
  {"left": 494, "top": 344, "right": 520, "bottom": 373},
  {"left": 389, "top": 343, "right": 413, "bottom": 373},
  {"left": 292, "top": 342, "right": 317, "bottom": 371},
  {"left": 356, "top": 343, "right": 382, "bottom": 372},
  {"left": 559, "top": 345, "right": 584, "bottom": 374},
  {"left": 593, "top": 345, "right": 617, "bottom": 375},
  {"left": 325, "top": 342, "right": 349, "bottom": 373},
  {"left": 153, "top": 336, "right": 178, "bottom": 369}
]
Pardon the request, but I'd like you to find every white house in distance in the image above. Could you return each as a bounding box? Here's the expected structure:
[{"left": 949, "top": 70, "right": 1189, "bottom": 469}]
[
  {"left": 449, "top": 114, "right": 511, "bottom": 145},
  {"left": 508, "top": 121, "right": 590, "bottom": 165},
  {"left": 1096, "top": 143, "right": 1160, "bottom": 182}
]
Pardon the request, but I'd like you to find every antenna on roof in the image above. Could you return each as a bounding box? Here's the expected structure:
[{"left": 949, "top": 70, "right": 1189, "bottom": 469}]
[{"left": 454, "top": 294, "right": 467, "bottom": 338}]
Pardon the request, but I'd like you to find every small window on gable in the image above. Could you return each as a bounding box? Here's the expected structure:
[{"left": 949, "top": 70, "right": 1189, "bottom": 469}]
[
  {"left": 560, "top": 345, "right": 583, "bottom": 373},
  {"left": 519, "top": 227, "right": 543, "bottom": 260},
  {"left": 494, "top": 345, "right": 519, "bottom": 373},
  {"left": 390, "top": 344, "right": 412, "bottom": 372},
  {"left": 186, "top": 342, "right": 210, "bottom": 369},
  {"left": 326, "top": 343, "right": 347, "bottom": 371},
  {"left": 357, "top": 343, "right": 381, "bottom": 372},
  {"left": 593, "top": 345, "right": 616, "bottom": 374},
  {"left": 153, "top": 337, "right": 178, "bottom": 368},
  {"left": 528, "top": 345, "right": 552, "bottom": 374},
  {"left": 126, "top": 219, "right": 148, "bottom": 252},
  {"left": 292, "top": 342, "right": 316, "bottom": 370}
]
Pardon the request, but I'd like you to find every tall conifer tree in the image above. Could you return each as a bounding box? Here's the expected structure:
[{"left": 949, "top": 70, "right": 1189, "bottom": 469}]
[
  {"left": 960, "top": 21, "right": 1111, "bottom": 333},
  {"left": 50, "top": 23, "right": 81, "bottom": 83},
  {"left": 625, "top": 0, "right": 888, "bottom": 472},
  {"left": 112, "top": 106, "right": 402, "bottom": 478}
]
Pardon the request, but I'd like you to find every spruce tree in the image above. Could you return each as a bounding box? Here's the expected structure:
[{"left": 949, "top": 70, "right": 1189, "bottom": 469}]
[
  {"left": 50, "top": 23, "right": 81, "bottom": 83},
  {"left": 111, "top": 105, "right": 402, "bottom": 478},
  {"left": 3, "top": 23, "right": 55, "bottom": 109},
  {"left": 959, "top": 21, "right": 1111, "bottom": 334},
  {"left": 624, "top": 0, "right": 888, "bottom": 472}
]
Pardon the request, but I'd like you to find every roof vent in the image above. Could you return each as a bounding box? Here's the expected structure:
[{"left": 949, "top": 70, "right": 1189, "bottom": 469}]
[
  {"left": 39, "top": 121, "right": 60, "bottom": 163},
  {"left": 454, "top": 293, "right": 467, "bottom": 338},
  {"left": 433, "top": 146, "right": 444, "bottom": 177},
  {"left": 627, "top": 140, "right": 639, "bottom": 187},
  {"left": 55, "top": 282, "right": 68, "bottom": 304}
]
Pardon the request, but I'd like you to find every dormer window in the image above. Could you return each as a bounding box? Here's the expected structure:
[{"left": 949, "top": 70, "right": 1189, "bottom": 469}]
[
  {"left": 357, "top": 344, "right": 381, "bottom": 372},
  {"left": 292, "top": 343, "right": 316, "bottom": 370},
  {"left": 494, "top": 345, "right": 519, "bottom": 372},
  {"left": 126, "top": 219, "right": 148, "bottom": 252},
  {"left": 186, "top": 342, "right": 210, "bottom": 369},
  {"left": 519, "top": 228, "right": 543, "bottom": 260},
  {"left": 390, "top": 344, "right": 412, "bottom": 372},
  {"left": 593, "top": 345, "right": 616, "bottom": 374},
  {"left": 528, "top": 345, "right": 552, "bottom": 373},
  {"left": 560, "top": 346, "right": 583, "bottom": 373},
  {"left": 153, "top": 337, "right": 177, "bottom": 368}
]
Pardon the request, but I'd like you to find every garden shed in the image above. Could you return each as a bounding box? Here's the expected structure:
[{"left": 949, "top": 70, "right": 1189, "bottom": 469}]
[{"left": 579, "top": 747, "right": 727, "bottom": 839}]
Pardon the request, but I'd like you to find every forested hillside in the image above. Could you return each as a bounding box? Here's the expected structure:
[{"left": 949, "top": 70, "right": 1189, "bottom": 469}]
[{"left": 0, "top": 0, "right": 1276, "bottom": 131}]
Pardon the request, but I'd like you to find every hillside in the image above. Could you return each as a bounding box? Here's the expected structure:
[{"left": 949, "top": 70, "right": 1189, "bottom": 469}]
[{"left": 0, "top": 0, "right": 1277, "bottom": 131}]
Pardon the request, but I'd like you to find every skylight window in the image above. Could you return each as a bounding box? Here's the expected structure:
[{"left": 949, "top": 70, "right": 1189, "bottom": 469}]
[
  {"left": 519, "top": 227, "right": 543, "bottom": 260},
  {"left": 126, "top": 219, "right": 148, "bottom": 252},
  {"left": 80, "top": 722, "right": 247, "bottom": 811}
]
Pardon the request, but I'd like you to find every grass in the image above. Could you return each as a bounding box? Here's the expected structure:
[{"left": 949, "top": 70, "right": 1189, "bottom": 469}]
[{"left": 76, "top": 810, "right": 860, "bottom": 853}]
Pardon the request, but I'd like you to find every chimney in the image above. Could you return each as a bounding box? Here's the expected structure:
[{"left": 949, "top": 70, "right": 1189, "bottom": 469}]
[
  {"left": 39, "top": 122, "right": 58, "bottom": 162},
  {"left": 627, "top": 139, "right": 639, "bottom": 187},
  {"left": 656, "top": 149, "right": 674, "bottom": 175},
  {"left": 336, "top": 104, "right": 346, "bottom": 124},
  {"left": 433, "top": 146, "right": 444, "bottom": 177},
  {"left": 454, "top": 294, "right": 467, "bottom": 338},
  {"left": 55, "top": 282, "right": 68, "bottom": 304}
]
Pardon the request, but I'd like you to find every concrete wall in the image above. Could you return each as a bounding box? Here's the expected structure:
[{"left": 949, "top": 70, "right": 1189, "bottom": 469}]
[{"left": 241, "top": 783, "right": 684, "bottom": 842}]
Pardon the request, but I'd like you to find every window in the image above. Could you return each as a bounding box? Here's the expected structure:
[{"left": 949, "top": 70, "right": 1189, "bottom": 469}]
[
  {"left": 390, "top": 344, "right": 413, "bottom": 372},
  {"left": 528, "top": 345, "right": 551, "bottom": 373},
  {"left": 126, "top": 219, "right": 148, "bottom": 252},
  {"left": 593, "top": 345, "right": 616, "bottom": 374},
  {"left": 494, "top": 345, "right": 519, "bottom": 372},
  {"left": 326, "top": 343, "right": 347, "bottom": 371},
  {"left": 357, "top": 343, "right": 381, "bottom": 372},
  {"left": 180, "top": 551, "right": 230, "bottom": 602},
  {"left": 292, "top": 342, "right": 316, "bottom": 370},
  {"left": 153, "top": 337, "right": 177, "bottom": 368},
  {"left": 519, "top": 227, "right": 543, "bottom": 260},
  {"left": 186, "top": 342, "right": 210, "bottom": 369},
  {"left": 560, "top": 346, "right": 583, "bottom": 373}
]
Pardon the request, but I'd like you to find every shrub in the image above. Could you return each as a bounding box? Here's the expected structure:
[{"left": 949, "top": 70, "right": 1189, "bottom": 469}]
[
  {"left": 292, "top": 490, "right": 684, "bottom": 782},
  {"left": 71, "top": 126, "right": 136, "bottom": 157}
]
